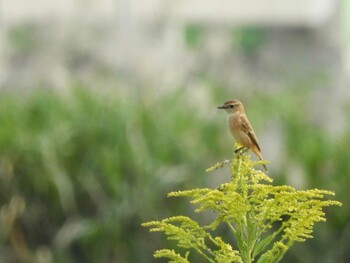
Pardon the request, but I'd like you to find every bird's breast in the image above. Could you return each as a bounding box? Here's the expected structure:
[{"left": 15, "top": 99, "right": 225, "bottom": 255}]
[
  {"left": 227, "top": 113, "right": 241, "bottom": 137},
  {"left": 227, "top": 113, "right": 250, "bottom": 146}
]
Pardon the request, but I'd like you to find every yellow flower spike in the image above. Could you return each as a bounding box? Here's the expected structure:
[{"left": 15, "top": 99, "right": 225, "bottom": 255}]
[{"left": 142, "top": 146, "right": 342, "bottom": 263}]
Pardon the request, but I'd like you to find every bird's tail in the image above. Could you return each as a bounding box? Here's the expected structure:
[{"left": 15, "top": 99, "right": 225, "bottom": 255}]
[{"left": 253, "top": 149, "right": 268, "bottom": 172}]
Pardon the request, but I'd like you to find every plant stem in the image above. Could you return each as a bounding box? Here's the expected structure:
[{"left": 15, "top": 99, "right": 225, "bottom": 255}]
[{"left": 194, "top": 247, "right": 216, "bottom": 263}]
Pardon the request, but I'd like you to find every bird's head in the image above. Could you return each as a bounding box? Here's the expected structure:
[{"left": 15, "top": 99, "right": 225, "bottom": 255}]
[{"left": 217, "top": 99, "right": 244, "bottom": 114}]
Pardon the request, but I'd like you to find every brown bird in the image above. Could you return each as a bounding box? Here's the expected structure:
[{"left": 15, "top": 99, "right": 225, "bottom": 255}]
[{"left": 217, "top": 99, "right": 267, "bottom": 171}]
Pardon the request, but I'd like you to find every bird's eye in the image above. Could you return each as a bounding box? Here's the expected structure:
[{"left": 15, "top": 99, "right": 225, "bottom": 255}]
[{"left": 229, "top": 105, "right": 235, "bottom": 108}]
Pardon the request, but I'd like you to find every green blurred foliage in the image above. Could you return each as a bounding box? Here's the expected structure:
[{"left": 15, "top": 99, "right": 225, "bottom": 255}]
[
  {"left": 232, "top": 27, "right": 266, "bottom": 54},
  {"left": 184, "top": 25, "right": 204, "bottom": 49},
  {"left": 0, "top": 87, "right": 349, "bottom": 263},
  {"left": 0, "top": 87, "right": 223, "bottom": 263},
  {"left": 7, "top": 24, "right": 39, "bottom": 56}
]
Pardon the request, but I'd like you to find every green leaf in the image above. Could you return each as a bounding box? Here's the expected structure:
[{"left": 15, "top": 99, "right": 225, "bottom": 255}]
[
  {"left": 235, "top": 228, "right": 247, "bottom": 253},
  {"left": 253, "top": 234, "right": 275, "bottom": 259},
  {"left": 256, "top": 253, "right": 269, "bottom": 263}
]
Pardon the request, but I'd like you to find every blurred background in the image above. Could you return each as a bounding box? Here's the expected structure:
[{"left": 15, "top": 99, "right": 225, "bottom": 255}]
[{"left": 0, "top": 0, "right": 349, "bottom": 262}]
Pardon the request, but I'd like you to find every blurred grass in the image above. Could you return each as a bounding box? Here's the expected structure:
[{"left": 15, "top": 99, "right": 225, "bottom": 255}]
[
  {"left": 0, "top": 87, "right": 349, "bottom": 263},
  {"left": 0, "top": 87, "right": 224, "bottom": 263}
]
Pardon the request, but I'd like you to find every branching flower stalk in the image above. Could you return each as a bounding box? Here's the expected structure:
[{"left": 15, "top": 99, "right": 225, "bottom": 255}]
[{"left": 142, "top": 146, "right": 342, "bottom": 263}]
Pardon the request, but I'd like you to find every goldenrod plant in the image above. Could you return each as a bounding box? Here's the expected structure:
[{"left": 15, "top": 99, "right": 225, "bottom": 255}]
[{"left": 142, "top": 146, "right": 342, "bottom": 263}]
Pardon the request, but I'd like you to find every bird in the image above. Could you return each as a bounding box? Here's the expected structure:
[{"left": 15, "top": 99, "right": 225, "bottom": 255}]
[{"left": 217, "top": 99, "right": 267, "bottom": 171}]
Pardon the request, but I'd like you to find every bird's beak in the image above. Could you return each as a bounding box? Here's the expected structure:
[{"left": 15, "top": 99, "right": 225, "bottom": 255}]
[{"left": 217, "top": 105, "right": 226, "bottom": 109}]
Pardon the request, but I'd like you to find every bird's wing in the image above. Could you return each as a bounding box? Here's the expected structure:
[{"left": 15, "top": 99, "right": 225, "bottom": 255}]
[{"left": 240, "top": 115, "right": 261, "bottom": 151}]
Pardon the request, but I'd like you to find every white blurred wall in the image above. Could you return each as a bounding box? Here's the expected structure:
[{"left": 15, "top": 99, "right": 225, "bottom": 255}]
[{"left": 0, "top": 0, "right": 342, "bottom": 90}]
